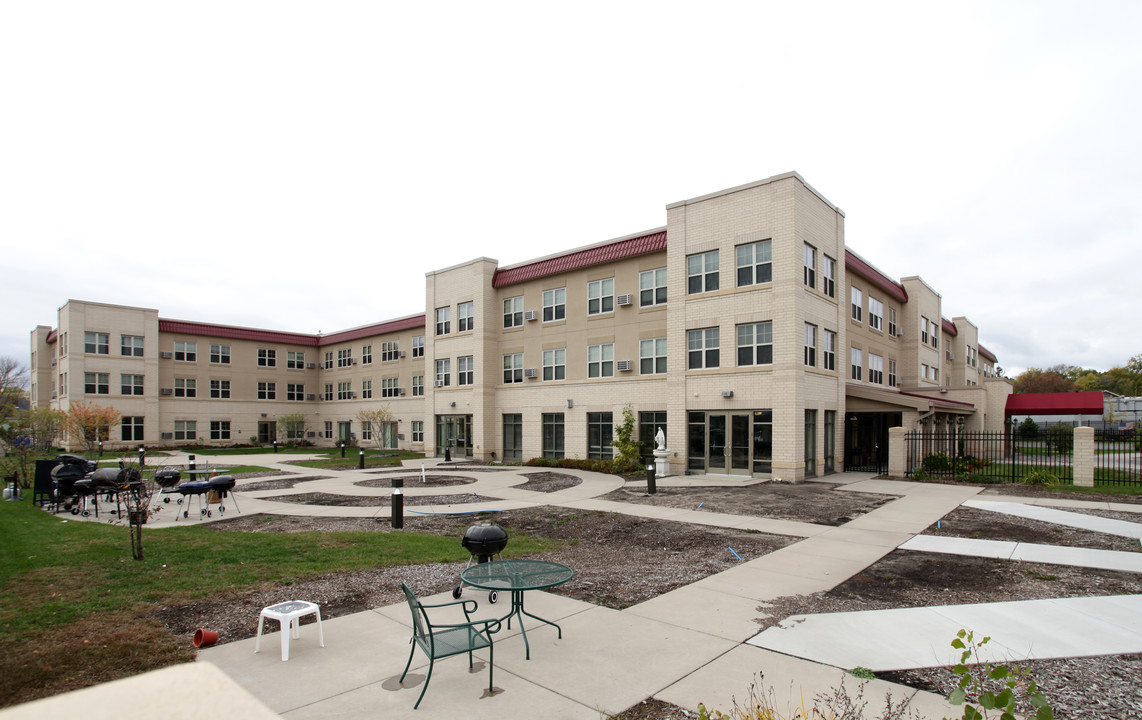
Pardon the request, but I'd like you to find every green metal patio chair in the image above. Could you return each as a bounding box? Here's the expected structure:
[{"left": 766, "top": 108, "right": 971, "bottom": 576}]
[{"left": 399, "top": 582, "right": 502, "bottom": 709}]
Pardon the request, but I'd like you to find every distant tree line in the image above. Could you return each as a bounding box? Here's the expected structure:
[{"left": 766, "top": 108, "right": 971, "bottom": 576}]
[{"left": 1013, "top": 354, "right": 1142, "bottom": 396}]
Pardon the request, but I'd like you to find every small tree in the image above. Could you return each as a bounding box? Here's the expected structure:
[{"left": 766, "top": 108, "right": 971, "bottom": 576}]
[
  {"left": 610, "top": 405, "right": 643, "bottom": 472},
  {"left": 356, "top": 406, "right": 394, "bottom": 450},
  {"left": 114, "top": 466, "right": 155, "bottom": 561},
  {"left": 1017, "top": 417, "right": 1039, "bottom": 439},
  {"left": 64, "top": 402, "right": 121, "bottom": 453},
  {"left": 0, "top": 408, "right": 66, "bottom": 487},
  {"left": 277, "top": 412, "right": 308, "bottom": 445}
]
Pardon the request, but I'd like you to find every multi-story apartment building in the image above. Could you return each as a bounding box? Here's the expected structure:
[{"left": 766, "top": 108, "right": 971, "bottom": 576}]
[{"left": 31, "top": 172, "right": 1010, "bottom": 480}]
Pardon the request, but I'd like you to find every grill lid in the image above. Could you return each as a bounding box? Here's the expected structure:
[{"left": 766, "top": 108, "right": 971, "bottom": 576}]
[{"left": 461, "top": 522, "right": 509, "bottom": 556}]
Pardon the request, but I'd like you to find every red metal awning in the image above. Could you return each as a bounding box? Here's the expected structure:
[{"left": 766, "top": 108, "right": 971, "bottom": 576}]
[{"left": 1005, "top": 391, "right": 1104, "bottom": 416}]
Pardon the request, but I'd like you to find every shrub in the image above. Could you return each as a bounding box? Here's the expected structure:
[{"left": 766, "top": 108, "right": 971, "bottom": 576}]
[
  {"left": 523, "top": 456, "right": 642, "bottom": 475},
  {"left": 921, "top": 452, "right": 953, "bottom": 472},
  {"left": 1046, "top": 423, "right": 1073, "bottom": 454},
  {"left": 1018, "top": 417, "right": 1039, "bottom": 439},
  {"left": 1023, "top": 468, "right": 1060, "bottom": 486}
]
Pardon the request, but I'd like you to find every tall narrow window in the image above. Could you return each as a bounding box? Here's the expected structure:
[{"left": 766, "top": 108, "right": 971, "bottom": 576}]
[
  {"left": 822, "top": 255, "right": 836, "bottom": 298},
  {"left": 587, "top": 412, "right": 614, "bottom": 459},
  {"left": 737, "top": 322, "right": 773, "bottom": 366},
  {"left": 587, "top": 278, "right": 614, "bottom": 315},
  {"left": 851, "top": 348, "right": 863, "bottom": 381},
  {"left": 803, "top": 243, "right": 816, "bottom": 288},
  {"left": 851, "top": 287, "right": 863, "bottom": 322},
  {"left": 804, "top": 410, "right": 817, "bottom": 476},
  {"left": 824, "top": 411, "right": 835, "bottom": 473},
  {"left": 804, "top": 324, "right": 816, "bottom": 367},
  {"left": 458, "top": 355, "right": 474, "bottom": 385},
  {"left": 435, "top": 359, "right": 450, "bottom": 387},
  {"left": 736, "top": 241, "right": 771, "bottom": 287},
  {"left": 436, "top": 307, "right": 451, "bottom": 335},
  {"left": 687, "top": 251, "right": 719, "bottom": 294},
  {"left": 823, "top": 330, "right": 836, "bottom": 371},
  {"left": 888, "top": 358, "right": 897, "bottom": 387},
  {"left": 888, "top": 307, "right": 898, "bottom": 337},
  {"left": 869, "top": 298, "right": 883, "bottom": 331},
  {"left": 921, "top": 317, "right": 929, "bottom": 344},
  {"left": 458, "top": 301, "right": 474, "bottom": 332},
  {"left": 412, "top": 374, "right": 424, "bottom": 396},
  {"left": 869, "top": 354, "right": 884, "bottom": 384},
  {"left": 542, "top": 413, "right": 564, "bottom": 459},
  {"left": 502, "top": 414, "right": 522, "bottom": 460},
  {"left": 503, "top": 296, "right": 524, "bottom": 328}
]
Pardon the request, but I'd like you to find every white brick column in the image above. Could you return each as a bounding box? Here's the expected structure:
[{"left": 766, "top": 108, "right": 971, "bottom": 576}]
[
  {"left": 1073, "top": 426, "right": 1094, "bottom": 487},
  {"left": 888, "top": 426, "right": 907, "bottom": 479}
]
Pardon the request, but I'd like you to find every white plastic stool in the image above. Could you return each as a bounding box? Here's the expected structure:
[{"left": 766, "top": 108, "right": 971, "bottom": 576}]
[{"left": 255, "top": 600, "right": 325, "bottom": 661}]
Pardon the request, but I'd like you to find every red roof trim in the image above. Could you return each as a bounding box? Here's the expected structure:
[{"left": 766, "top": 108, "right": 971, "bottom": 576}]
[
  {"left": 317, "top": 315, "right": 426, "bottom": 346},
  {"left": 978, "top": 344, "right": 997, "bottom": 363},
  {"left": 845, "top": 250, "right": 908, "bottom": 303},
  {"left": 1005, "top": 391, "right": 1104, "bottom": 416},
  {"left": 941, "top": 318, "right": 957, "bottom": 337},
  {"left": 492, "top": 230, "right": 667, "bottom": 288},
  {"left": 157, "top": 314, "right": 426, "bottom": 347},
  {"left": 897, "top": 389, "right": 977, "bottom": 408},
  {"left": 46, "top": 329, "right": 58, "bottom": 344}
]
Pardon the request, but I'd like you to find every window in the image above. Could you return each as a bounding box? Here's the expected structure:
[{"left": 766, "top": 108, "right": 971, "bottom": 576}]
[
  {"left": 502, "top": 414, "right": 522, "bottom": 460},
  {"left": 337, "top": 381, "right": 352, "bottom": 400},
  {"left": 823, "top": 330, "right": 836, "bottom": 371},
  {"left": 59, "top": 372, "right": 66, "bottom": 397},
  {"left": 174, "top": 342, "right": 197, "bottom": 362},
  {"left": 803, "top": 324, "right": 816, "bottom": 367},
  {"left": 933, "top": 367, "right": 939, "bottom": 382},
  {"left": 687, "top": 328, "right": 720, "bottom": 369},
  {"left": 869, "top": 354, "right": 884, "bottom": 385},
  {"left": 258, "top": 381, "right": 277, "bottom": 400},
  {"left": 458, "top": 301, "right": 474, "bottom": 332},
  {"left": 287, "top": 383, "right": 305, "bottom": 401},
  {"left": 412, "top": 374, "right": 424, "bottom": 396},
  {"left": 587, "top": 343, "right": 614, "bottom": 378},
  {"left": 851, "top": 348, "right": 863, "bottom": 381},
  {"left": 436, "top": 307, "right": 451, "bottom": 335},
  {"left": 803, "top": 243, "right": 816, "bottom": 288},
  {"left": 121, "top": 335, "right": 144, "bottom": 357},
  {"left": 921, "top": 317, "right": 929, "bottom": 344},
  {"left": 889, "top": 359, "right": 897, "bottom": 387},
  {"left": 210, "top": 380, "right": 230, "bottom": 399},
  {"left": 851, "top": 288, "right": 863, "bottom": 322},
  {"left": 435, "top": 359, "right": 450, "bottom": 387},
  {"left": 587, "top": 278, "right": 614, "bottom": 315},
  {"left": 639, "top": 411, "right": 667, "bottom": 463},
  {"left": 258, "top": 348, "right": 277, "bottom": 367},
  {"left": 736, "top": 241, "right": 772, "bottom": 287},
  {"left": 688, "top": 411, "right": 706, "bottom": 471},
  {"left": 587, "top": 412, "right": 614, "bottom": 460},
  {"left": 753, "top": 410, "right": 773, "bottom": 474},
  {"left": 639, "top": 338, "right": 667, "bottom": 375},
  {"left": 287, "top": 351, "right": 305, "bottom": 369},
  {"left": 323, "top": 383, "right": 333, "bottom": 401},
  {"left": 543, "top": 288, "right": 566, "bottom": 322},
  {"left": 804, "top": 410, "right": 817, "bottom": 476},
  {"left": 412, "top": 335, "right": 425, "bottom": 358},
  {"left": 932, "top": 329, "right": 939, "bottom": 349},
  {"left": 85, "top": 332, "right": 109, "bottom": 355},
  {"left": 503, "top": 296, "right": 524, "bottom": 328},
  {"left": 122, "top": 416, "right": 144, "bottom": 442},
  {"left": 824, "top": 410, "right": 835, "bottom": 473},
  {"left": 381, "top": 377, "right": 400, "bottom": 398},
  {"left": 412, "top": 420, "right": 424, "bottom": 443},
  {"left": 458, "top": 355, "right": 474, "bottom": 385},
  {"left": 888, "top": 307, "right": 897, "bottom": 337},
  {"left": 174, "top": 420, "right": 196, "bottom": 442},
  {"left": 360, "top": 422, "right": 373, "bottom": 441},
  {"left": 381, "top": 341, "right": 399, "bottom": 362},
  {"left": 362, "top": 345, "right": 373, "bottom": 364},
  {"left": 323, "top": 421, "right": 333, "bottom": 439},
  {"left": 688, "top": 251, "right": 719, "bottom": 294},
  {"left": 84, "top": 372, "right": 109, "bottom": 395},
  {"left": 543, "top": 349, "right": 565, "bottom": 381},
  {"left": 869, "top": 298, "right": 883, "bottom": 331},
  {"left": 324, "top": 351, "right": 334, "bottom": 369},
  {"left": 210, "top": 344, "right": 231, "bottom": 364},
  {"left": 822, "top": 255, "right": 836, "bottom": 298},
  {"left": 738, "top": 322, "right": 773, "bottom": 366},
  {"left": 210, "top": 420, "right": 231, "bottom": 441},
  {"left": 639, "top": 268, "right": 667, "bottom": 307},
  {"left": 121, "top": 374, "right": 144, "bottom": 395},
  {"left": 337, "top": 348, "right": 352, "bottom": 367},
  {"left": 361, "top": 379, "right": 373, "bottom": 399},
  {"left": 174, "top": 378, "right": 196, "bottom": 398},
  {"left": 542, "top": 413, "right": 564, "bottom": 459}
]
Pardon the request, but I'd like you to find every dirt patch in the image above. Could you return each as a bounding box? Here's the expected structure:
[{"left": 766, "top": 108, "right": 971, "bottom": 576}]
[
  {"left": 517, "top": 471, "right": 582, "bottom": 493},
  {"left": 925, "top": 506, "right": 1141, "bottom": 552},
  {"left": 239, "top": 476, "right": 326, "bottom": 492},
  {"left": 353, "top": 475, "right": 476, "bottom": 488},
  {"left": 601, "top": 481, "right": 895, "bottom": 526},
  {"left": 255, "top": 492, "right": 382, "bottom": 507},
  {"left": 980, "top": 483, "right": 1142, "bottom": 503}
]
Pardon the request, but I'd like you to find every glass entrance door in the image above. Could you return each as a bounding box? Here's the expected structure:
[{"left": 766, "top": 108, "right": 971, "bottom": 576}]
[
  {"left": 706, "top": 413, "right": 751, "bottom": 475},
  {"left": 435, "top": 415, "right": 473, "bottom": 457}
]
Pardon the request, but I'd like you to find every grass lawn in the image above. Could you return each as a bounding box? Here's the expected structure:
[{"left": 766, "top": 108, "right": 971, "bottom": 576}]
[{"left": 0, "top": 497, "right": 554, "bottom": 708}]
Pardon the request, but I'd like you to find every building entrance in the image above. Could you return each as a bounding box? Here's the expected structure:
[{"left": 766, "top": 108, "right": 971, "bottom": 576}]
[
  {"left": 688, "top": 410, "right": 773, "bottom": 477},
  {"left": 436, "top": 414, "right": 473, "bottom": 458}
]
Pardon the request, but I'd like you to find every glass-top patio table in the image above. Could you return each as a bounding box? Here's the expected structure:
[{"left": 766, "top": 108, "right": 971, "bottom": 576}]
[{"left": 460, "top": 559, "right": 573, "bottom": 659}]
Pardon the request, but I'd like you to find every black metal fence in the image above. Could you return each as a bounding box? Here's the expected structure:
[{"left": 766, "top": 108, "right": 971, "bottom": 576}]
[{"left": 904, "top": 428, "right": 1142, "bottom": 486}]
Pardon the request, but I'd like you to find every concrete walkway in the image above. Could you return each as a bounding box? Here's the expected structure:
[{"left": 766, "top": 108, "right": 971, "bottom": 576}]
[{"left": 25, "top": 454, "right": 1142, "bottom": 719}]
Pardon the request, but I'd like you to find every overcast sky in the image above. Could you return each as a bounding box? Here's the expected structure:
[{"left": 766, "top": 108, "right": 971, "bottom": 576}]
[{"left": 3, "top": 1, "right": 1140, "bottom": 381}]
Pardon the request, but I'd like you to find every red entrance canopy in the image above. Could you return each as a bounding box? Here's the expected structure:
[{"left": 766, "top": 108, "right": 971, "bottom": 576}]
[{"left": 1005, "top": 391, "right": 1105, "bottom": 416}]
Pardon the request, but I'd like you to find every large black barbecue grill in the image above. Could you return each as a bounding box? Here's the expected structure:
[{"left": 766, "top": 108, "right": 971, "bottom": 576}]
[{"left": 452, "top": 522, "right": 508, "bottom": 602}]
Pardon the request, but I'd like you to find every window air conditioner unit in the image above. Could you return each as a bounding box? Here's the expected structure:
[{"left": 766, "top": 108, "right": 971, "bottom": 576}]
[
  {"left": 307, "top": 431, "right": 316, "bottom": 438},
  {"left": 307, "top": 363, "right": 316, "bottom": 369},
  {"left": 160, "top": 351, "right": 173, "bottom": 359},
  {"left": 616, "top": 360, "right": 632, "bottom": 372},
  {"left": 306, "top": 393, "right": 316, "bottom": 400},
  {"left": 350, "top": 392, "right": 357, "bottom": 398},
  {"left": 524, "top": 368, "right": 537, "bottom": 378},
  {"left": 51, "top": 358, "right": 56, "bottom": 366},
  {"left": 160, "top": 388, "right": 173, "bottom": 396},
  {"left": 616, "top": 294, "right": 632, "bottom": 306},
  {"left": 399, "top": 351, "right": 406, "bottom": 358},
  {"left": 434, "top": 380, "right": 444, "bottom": 387},
  {"left": 51, "top": 392, "right": 57, "bottom": 398},
  {"left": 399, "top": 388, "right": 406, "bottom": 395},
  {"left": 524, "top": 310, "right": 537, "bottom": 321},
  {"left": 351, "top": 359, "right": 358, "bottom": 365},
  {"left": 161, "top": 432, "right": 174, "bottom": 440},
  {"left": 947, "top": 351, "right": 955, "bottom": 361}
]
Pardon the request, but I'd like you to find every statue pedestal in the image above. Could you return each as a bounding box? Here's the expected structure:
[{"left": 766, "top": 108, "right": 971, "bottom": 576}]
[{"left": 653, "top": 449, "right": 670, "bottom": 478}]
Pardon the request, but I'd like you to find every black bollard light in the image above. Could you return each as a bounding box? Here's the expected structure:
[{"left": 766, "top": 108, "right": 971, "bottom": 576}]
[
  {"left": 358, "top": 449, "right": 365, "bottom": 469},
  {"left": 444, "top": 446, "right": 452, "bottom": 463},
  {"left": 98, "top": 441, "right": 103, "bottom": 458},
  {"left": 340, "top": 442, "right": 345, "bottom": 458},
  {"left": 273, "top": 440, "right": 278, "bottom": 453},
  {"left": 391, "top": 489, "right": 404, "bottom": 529},
  {"left": 138, "top": 446, "right": 146, "bottom": 469},
  {"left": 646, "top": 463, "right": 657, "bottom": 495}
]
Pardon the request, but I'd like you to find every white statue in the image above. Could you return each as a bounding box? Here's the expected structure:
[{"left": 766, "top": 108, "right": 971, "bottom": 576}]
[{"left": 655, "top": 427, "right": 666, "bottom": 451}]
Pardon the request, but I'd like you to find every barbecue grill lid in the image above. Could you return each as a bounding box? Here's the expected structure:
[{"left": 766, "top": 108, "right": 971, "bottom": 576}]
[{"left": 461, "top": 522, "right": 509, "bottom": 553}]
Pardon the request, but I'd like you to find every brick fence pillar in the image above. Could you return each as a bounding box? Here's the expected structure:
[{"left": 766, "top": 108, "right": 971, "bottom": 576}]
[
  {"left": 1073, "top": 426, "right": 1094, "bottom": 487},
  {"left": 889, "top": 426, "right": 906, "bottom": 479}
]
